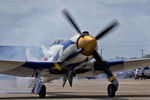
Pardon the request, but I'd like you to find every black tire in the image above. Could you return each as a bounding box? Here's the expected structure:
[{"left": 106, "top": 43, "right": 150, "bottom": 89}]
[
  {"left": 107, "top": 84, "right": 116, "bottom": 97},
  {"left": 38, "top": 85, "right": 46, "bottom": 98}
]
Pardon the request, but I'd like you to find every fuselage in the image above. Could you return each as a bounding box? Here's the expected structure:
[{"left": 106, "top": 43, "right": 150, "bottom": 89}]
[{"left": 45, "top": 34, "right": 93, "bottom": 66}]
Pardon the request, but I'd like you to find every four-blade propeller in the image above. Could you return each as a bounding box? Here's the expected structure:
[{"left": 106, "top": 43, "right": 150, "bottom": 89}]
[{"left": 61, "top": 8, "right": 119, "bottom": 87}]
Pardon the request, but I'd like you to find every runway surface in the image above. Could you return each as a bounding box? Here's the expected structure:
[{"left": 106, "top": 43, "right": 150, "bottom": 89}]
[{"left": 0, "top": 79, "right": 150, "bottom": 100}]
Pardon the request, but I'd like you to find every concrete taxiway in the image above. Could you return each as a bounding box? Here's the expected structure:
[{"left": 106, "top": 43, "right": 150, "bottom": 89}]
[{"left": 0, "top": 79, "right": 150, "bottom": 100}]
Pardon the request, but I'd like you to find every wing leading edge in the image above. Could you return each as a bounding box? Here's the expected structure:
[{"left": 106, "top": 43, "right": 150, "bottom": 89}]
[
  {"left": 93, "top": 58, "right": 150, "bottom": 73},
  {"left": 0, "top": 60, "right": 62, "bottom": 77}
]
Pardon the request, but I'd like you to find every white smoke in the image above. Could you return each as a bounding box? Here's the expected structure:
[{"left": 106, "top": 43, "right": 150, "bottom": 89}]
[
  {"left": 0, "top": 77, "right": 31, "bottom": 93},
  {"left": 42, "top": 45, "right": 63, "bottom": 61}
]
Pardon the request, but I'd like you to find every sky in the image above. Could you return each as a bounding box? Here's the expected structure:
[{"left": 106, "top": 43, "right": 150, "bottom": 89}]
[{"left": 0, "top": 0, "right": 150, "bottom": 59}]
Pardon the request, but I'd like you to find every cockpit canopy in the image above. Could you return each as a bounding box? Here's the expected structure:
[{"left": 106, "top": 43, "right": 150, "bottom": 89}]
[{"left": 52, "top": 39, "right": 64, "bottom": 45}]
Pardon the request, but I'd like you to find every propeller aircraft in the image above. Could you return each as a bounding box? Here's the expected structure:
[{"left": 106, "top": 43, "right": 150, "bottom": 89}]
[{"left": 0, "top": 9, "right": 150, "bottom": 98}]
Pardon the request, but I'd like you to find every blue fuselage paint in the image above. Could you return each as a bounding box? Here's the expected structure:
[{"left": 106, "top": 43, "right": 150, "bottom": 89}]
[{"left": 59, "top": 40, "right": 75, "bottom": 50}]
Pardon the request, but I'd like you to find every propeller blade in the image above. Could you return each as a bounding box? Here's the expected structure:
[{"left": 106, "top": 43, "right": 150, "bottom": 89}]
[
  {"left": 95, "top": 20, "right": 119, "bottom": 40},
  {"left": 92, "top": 50, "right": 114, "bottom": 79},
  {"left": 62, "top": 9, "right": 81, "bottom": 34},
  {"left": 92, "top": 50, "right": 106, "bottom": 67}
]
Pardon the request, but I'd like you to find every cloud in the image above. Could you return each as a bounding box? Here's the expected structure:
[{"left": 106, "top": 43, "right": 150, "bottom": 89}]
[{"left": 99, "top": 0, "right": 150, "bottom": 5}]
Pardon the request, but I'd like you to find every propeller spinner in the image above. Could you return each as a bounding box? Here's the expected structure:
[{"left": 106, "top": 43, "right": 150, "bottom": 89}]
[{"left": 77, "top": 35, "right": 97, "bottom": 56}]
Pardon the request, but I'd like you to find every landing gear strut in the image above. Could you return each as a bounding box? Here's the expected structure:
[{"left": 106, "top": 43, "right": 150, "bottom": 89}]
[
  {"left": 30, "top": 71, "right": 46, "bottom": 98},
  {"left": 92, "top": 50, "right": 119, "bottom": 97}
]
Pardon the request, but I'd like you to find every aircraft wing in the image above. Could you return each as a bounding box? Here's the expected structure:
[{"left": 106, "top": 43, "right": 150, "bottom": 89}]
[
  {"left": 93, "top": 58, "right": 150, "bottom": 73},
  {"left": 76, "top": 58, "right": 150, "bottom": 77},
  {"left": 108, "top": 58, "right": 150, "bottom": 73},
  {"left": 0, "top": 58, "right": 150, "bottom": 79},
  {"left": 0, "top": 60, "right": 62, "bottom": 77}
]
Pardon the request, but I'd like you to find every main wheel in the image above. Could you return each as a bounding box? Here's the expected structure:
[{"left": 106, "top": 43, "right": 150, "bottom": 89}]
[
  {"left": 107, "top": 84, "right": 116, "bottom": 97},
  {"left": 38, "top": 85, "right": 46, "bottom": 98}
]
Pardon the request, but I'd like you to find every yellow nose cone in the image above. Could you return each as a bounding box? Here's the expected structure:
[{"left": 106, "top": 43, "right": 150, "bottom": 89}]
[{"left": 77, "top": 35, "right": 97, "bottom": 56}]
